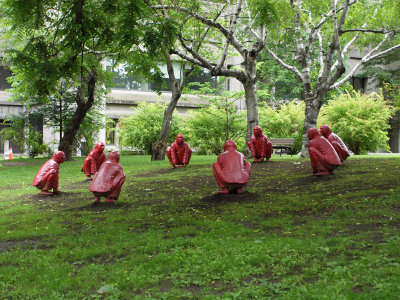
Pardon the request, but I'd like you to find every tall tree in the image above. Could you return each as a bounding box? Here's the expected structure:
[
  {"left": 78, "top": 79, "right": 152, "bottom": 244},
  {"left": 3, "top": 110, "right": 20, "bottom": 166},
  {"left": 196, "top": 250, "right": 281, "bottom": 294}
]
[
  {"left": 253, "top": 0, "right": 400, "bottom": 156},
  {"left": 150, "top": 51, "right": 194, "bottom": 161},
  {"left": 110, "top": 1, "right": 189, "bottom": 161},
  {"left": 155, "top": 0, "right": 277, "bottom": 155},
  {"left": 0, "top": 0, "right": 145, "bottom": 160}
]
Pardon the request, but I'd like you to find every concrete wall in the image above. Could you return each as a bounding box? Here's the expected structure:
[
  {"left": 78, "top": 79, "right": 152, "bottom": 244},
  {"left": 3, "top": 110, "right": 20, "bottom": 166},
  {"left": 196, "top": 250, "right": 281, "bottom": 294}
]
[{"left": 0, "top": 92, "right": 24, "bottom": 118}]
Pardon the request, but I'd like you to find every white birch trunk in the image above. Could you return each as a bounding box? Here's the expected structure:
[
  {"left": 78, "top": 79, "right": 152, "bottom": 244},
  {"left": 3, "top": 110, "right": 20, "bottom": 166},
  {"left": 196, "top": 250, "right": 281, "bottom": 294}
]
[
  {"left": 300, "top": 92, "right": 324, "bottom": 157},
  {"left": 242, "top": 58, "right": 258, "bottom": 157}
]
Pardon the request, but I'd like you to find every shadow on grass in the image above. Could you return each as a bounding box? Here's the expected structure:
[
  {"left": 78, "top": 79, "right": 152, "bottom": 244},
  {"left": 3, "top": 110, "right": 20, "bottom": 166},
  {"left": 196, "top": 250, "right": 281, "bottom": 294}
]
[
  {"left": 199, "top": 192, "right": 257, "bottom": 205},
  {"left": 295, "top": 174, "right": 338, "bottom": 185},
  {"left": 74, "top": 201, "right": 129, "bottom": 211}
]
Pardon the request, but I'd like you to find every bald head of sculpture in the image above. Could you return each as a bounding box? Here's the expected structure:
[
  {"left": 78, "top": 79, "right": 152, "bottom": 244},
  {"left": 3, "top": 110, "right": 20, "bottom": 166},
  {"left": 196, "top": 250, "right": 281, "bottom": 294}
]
[
  {"left": 319, "top": 124, "right": 332, "bottom": 138},
  {"left": 308, "top": 128, "right": 320, "bottom": 140},
  {"left": 176, "top": 134, "right": 184, "bottom": 145},
  {"left": 94, "top": 142, "right": 105, "bottom": 153},
  {"left": 108, "top": 151, "right": 120, "bottom": 163},
  {"left": 253, "top": 126, "right": 262, "bottom": 137},
  {"left": 224, "top": 140, "right": 237, "bottom": 151},
  {"left": 53, "top": 151, "right": 65, "bottom": 164}
]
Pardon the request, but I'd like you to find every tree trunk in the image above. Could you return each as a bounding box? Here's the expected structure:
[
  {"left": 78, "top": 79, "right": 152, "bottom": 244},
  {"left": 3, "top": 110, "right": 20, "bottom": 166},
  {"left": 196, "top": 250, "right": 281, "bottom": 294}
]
[
  {"left": 300, "top": 93, "right": 323, "bottom": 157},
  {"left": 59, "top": 74, "right": 96, "bottom": 161},
  {"left": 242, "top": 59, "right": 258, "bottom": 157},
  {"left": 151, "top": 51, "right": 182, "bottom": 161},
  {"left": 151, "top": 92, "right": 181, "bottom": 160}
]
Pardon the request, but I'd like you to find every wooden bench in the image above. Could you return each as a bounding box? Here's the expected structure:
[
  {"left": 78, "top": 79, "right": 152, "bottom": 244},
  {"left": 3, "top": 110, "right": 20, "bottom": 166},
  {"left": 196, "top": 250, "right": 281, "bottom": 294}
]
[{"left": 269, "top": 138, "right": 295, "bottom": 156}]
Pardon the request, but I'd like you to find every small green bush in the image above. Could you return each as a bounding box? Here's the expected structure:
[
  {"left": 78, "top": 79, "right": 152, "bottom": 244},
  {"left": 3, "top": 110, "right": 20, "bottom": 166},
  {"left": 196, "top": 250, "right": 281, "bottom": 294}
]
[
  {"left": 258, "top": 101, "right": 305, "bottom": 154},
  {"left": 0, "top": 115, "right": 51, "bottom": 158},
  {"left": 183, "top": 104, "right": 247, "bottom": 155},
  {"left": 119, "top": 102, "right": 182, "bottom": 154},
  {"left": 0, "top": 115, "right": 26, "bottom": 152},
  {"left": 319, "top": 91, "right": 395, "bottom": 154}
]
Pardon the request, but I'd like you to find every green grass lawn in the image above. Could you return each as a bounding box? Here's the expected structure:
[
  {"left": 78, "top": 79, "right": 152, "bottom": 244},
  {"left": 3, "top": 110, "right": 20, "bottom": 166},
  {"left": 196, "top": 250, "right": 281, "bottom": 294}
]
[{"left": 0, "top": 154, "right": 400, "bottom": 299}]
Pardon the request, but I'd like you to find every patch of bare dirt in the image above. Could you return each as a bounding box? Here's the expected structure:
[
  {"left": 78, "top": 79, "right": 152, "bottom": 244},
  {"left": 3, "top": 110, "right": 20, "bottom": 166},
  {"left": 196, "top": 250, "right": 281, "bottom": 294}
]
[
  {"left": 1, "top": 161, "right": 43, "bottom": 167},
  {"left": 0, "top": 239, "right": 49, "bottom": 253},
  {"left": 73, "top": 201, "right": 130, "bottom": 211},
  {"left": 158, "top": 279, "right": 173, "bottom": 293},
  {"left": 182, "top": 284, "right": 203, "bottom": 296},
  {"left": 132, "top": 165, "right": 209, "bottom": 178},
  {"left": 0, "top": 185, "right": 19, "bottom": 192}
]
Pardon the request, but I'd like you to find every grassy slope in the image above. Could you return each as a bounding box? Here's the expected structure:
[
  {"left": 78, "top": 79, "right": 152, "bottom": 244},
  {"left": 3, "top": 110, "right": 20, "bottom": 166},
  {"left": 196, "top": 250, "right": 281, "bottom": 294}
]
[{"left": 0, "top": 154, "right": 400, "bottom": 299}]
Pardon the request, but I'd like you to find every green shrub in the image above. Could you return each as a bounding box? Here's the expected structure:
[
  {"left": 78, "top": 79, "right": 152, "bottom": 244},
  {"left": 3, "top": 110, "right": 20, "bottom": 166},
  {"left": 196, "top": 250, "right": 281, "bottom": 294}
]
[
  {"left": 183, "top": 104, "right": 247, "bottom": 155},
  {"left": 258, "top": 101, "right": 305, "bottom": 154},
  {"left": 319, "top": 91, "right": 395, "bottom": 154},
  {"left": 27, "top": 127, "right": 51, "bottom": 158},
  {"left": 0, "top": 115, "right": 26, "bottom": 152},
  {"left": 119, "top": 102, "right": 182, "bottom": 154},
  {"left": 0, "top": 114, "right": 51, "bottom": 158}
]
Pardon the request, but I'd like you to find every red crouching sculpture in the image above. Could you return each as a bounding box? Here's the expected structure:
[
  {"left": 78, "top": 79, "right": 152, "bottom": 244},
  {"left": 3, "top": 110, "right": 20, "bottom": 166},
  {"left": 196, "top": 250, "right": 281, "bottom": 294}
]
[
  {"left": 320, "top": 125, "right": 350, "bottom": 162},
  {"left": 32, "top": 151, "right": 65, "bottom": 195},
  {"left": 213, "top": 140, "right": 251, "bottom": 194},
  {"left": 308, "top": 128, "right": 342, "bottom": 175},
  {"left": 89, "top": 151, "right": 126, "bottom": 203},
  {"left": 248, "top": 126, "right": 273, "bottom": 162},
  {"left": 166, "top": 134, "right": 192, "bottom": 168},
  {"left": 81, "top": 142, "right": 106, "bottom": 180}
]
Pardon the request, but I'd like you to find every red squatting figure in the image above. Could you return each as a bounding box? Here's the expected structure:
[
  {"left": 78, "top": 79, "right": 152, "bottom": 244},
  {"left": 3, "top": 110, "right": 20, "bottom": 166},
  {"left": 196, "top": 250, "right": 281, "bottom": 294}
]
[
  {"left": 81, "top": 142, "right": 106, "bottom": 180},
  {"left": 32, "top": 151, "right": 65, "bottom": 195},
  {"left": 166, "top": 134, "right": 192, "bottom": 168},
  {"left": 213, "top": 140, "right": 251, "bottom": 194},
  {"left": 320, "top": 124, "right": 350, "bottom": 163},
  {"left": 89, "top": 151, "right": 126, "bottom": 203},
  {"left": 308, "top": 128, "right": 342, "bottom": 176},
  {"left": 248, "top": 126, "right": 273, "bottom": 162}
]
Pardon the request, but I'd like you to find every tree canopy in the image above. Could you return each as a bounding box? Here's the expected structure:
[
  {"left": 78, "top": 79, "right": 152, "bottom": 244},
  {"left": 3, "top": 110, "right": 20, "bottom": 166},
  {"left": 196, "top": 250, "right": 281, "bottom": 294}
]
[
  {"left": 252, "top": 0, "right": 400, "bottom": 155},
  {"left": 0, "top": 0, "right": 175, "bottom": 159}
]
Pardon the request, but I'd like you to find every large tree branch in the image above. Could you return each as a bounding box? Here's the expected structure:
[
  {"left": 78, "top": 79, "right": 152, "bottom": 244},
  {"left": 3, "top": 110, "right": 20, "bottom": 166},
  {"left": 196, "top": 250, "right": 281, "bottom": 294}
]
[
  {"left": 337, "top": 0, "right": 350, "bottom": 33},
  {"left": 265, "top": 47, "right": 303, "bottom": 81},
  {"left": 293, "top": 0, "right": 305, "bottom": 61},
  {"left": 340, "top": 29, "right": 392, "bottom": 34},
  {"left": 243, "top": 0, "right": 267, "bottom": 42},
  {"left": 329, "top": 31, "right": 360, "bottom": 74},
  {"left": 235, "top": 0, "right": 267, "bottom": 62},
  {"left": 293, "top": 0, "right": 313, "bottom": 92},
  {"left": 330, "top": 0, "right": 349, "bottom": 79},
  {"left": 170, "top": 47, "right": 246, "bottom": 80},
  {"left": 304, "top": 0, "right": 357, "bottom": 63},
  {"left": 177, "top": 35, "right": 215, "bottom": 70},
  {"left": 311, "top": 0, "right": 358, "bottom": 34},
  {"left": 215, "top": 0, "right": 242, "bottom": 73},
  {"left": 164, "top": 50, "right": 179, "bottom": 95},
  {"left": 153, "top": 5, "right": 248, "bottom": 57},
  {"left": 331, "top": 39, "right": 400, "bottom": 89},
  {"left": 330, "top": 4, "right": 383, "bottom": 75},
  {"left": 317, "top": 31, "right": 325, "bottom": 78},
  {"left": 317, "top": 0, "right": 350, "bottom": 88}
]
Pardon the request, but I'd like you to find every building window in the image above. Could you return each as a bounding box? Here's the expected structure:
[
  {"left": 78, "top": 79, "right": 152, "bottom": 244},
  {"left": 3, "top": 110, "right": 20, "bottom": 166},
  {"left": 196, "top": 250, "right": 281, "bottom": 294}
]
[
  {"left": 103, "top": 58, "right": 219, "bottom": 93},
  {"left": 0, "top": 65, "right": 12, "bottom": 91},
  {"left": 185, "top": 69, "right": 218, "bottom": 91},
  {"left": 106, "top": 118, "right": 118, "bottom": 145},
  {"left": 351, "top": 77, "right": 367, "bottom": 93}
]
